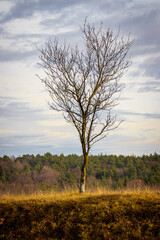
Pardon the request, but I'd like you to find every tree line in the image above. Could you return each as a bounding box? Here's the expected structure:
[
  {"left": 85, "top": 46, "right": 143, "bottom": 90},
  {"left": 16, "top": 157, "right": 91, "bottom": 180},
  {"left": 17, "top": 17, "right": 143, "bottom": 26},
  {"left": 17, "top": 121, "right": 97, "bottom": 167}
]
[{"left": 0, "top": 153, "right": 160, "bottom": 194}]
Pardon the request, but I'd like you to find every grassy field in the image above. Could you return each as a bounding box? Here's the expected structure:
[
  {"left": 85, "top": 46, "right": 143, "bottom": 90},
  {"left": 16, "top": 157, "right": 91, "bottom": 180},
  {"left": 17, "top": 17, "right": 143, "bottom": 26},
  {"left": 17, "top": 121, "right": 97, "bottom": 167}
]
[{"left": 0, "top": 188, "right": 160, "bottom": 239}]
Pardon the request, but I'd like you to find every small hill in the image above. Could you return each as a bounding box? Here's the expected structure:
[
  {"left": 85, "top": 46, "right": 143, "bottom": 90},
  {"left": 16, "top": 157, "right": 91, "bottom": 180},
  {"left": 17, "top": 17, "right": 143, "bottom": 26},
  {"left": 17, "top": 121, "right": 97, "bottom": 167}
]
[{"left": 0, "top": 190, "right": 160, "bottom": 239}]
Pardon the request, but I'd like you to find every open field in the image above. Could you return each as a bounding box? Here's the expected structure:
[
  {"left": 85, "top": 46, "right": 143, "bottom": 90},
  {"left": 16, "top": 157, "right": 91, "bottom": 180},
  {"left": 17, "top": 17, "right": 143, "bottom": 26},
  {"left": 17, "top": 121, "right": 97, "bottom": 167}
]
[{"left": 0, "top": 188, "right": 160, "bottom": 239}]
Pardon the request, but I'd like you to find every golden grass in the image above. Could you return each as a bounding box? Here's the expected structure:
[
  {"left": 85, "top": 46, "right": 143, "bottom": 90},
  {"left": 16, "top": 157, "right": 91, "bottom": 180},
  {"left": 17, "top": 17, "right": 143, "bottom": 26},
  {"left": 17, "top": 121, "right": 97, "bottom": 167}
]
[
  {"left": 0, "top": 187, "right": 160, "bottom": 239},
  {"left": 0, "top": 186, "right": 159, "bottom": 203}
]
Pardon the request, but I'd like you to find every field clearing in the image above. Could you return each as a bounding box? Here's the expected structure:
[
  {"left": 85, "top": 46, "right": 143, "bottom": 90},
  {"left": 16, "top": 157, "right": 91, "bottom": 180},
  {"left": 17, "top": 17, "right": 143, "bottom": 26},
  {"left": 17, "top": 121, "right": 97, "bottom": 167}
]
[{"left": 0, "top": 188, "right": 160, "bottom": 239}]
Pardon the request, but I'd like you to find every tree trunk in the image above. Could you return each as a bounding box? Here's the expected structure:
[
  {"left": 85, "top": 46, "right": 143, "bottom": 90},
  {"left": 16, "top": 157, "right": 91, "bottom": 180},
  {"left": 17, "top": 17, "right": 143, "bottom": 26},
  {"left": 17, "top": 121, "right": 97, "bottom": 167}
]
[{"left": 80, "top": 154, "right": 88, "bottom": 193}]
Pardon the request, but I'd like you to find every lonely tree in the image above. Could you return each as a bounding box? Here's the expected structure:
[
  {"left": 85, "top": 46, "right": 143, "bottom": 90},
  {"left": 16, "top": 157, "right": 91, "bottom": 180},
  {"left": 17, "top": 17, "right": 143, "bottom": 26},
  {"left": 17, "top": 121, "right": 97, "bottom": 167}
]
[{"left": 38, "top": 20, "right": 132, "bottom": 193}]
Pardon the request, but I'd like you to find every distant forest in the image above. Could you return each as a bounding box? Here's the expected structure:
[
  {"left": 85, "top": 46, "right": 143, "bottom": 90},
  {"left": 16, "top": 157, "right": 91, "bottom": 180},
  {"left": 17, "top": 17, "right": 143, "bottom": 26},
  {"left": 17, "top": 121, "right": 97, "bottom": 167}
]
[{"left": 0, "top": 153, "right": 160, "bottom": 194}]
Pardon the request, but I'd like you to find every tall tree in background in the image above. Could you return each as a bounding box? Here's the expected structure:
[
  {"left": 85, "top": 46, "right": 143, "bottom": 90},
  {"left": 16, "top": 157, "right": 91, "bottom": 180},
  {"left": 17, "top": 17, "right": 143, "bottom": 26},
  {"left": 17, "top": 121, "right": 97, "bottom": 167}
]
[{"left": 38, "top": 19, "right": 133, "bottom": 193}]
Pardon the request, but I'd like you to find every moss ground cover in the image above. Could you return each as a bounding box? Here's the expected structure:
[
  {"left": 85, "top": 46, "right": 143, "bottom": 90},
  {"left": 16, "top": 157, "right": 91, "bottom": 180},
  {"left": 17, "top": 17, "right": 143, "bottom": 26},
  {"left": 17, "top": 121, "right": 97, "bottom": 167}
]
[{"left": 0, "top": 189, "right": 160, "bottom": 239}]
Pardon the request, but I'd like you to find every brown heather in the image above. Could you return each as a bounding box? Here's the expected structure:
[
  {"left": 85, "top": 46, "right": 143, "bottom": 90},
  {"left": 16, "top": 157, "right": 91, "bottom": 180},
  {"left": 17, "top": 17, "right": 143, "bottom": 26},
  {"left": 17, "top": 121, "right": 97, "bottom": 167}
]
[{"left": 0, "top": 187, "right": 160, "bottom": 239}]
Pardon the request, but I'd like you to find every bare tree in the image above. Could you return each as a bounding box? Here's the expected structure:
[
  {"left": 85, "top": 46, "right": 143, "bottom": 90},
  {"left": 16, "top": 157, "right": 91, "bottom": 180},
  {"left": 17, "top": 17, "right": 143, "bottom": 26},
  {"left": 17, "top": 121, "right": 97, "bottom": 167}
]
[{"left": 37, "top": 20, "right": 133, "bottom": 193}]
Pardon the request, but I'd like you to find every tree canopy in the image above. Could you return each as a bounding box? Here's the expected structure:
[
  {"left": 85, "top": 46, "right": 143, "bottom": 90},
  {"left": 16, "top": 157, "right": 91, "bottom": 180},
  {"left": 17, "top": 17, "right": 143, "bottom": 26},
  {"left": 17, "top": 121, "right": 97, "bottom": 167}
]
[{"left": 38, "top": 19, "right": 133, "bottom": 192}]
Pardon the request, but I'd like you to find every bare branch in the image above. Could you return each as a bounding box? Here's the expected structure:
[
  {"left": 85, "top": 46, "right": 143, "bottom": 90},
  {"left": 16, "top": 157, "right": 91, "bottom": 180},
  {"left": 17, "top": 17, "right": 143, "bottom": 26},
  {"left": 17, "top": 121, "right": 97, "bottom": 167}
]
[{"left": 37, "top": 19, "right": 133, "bottom": 160}]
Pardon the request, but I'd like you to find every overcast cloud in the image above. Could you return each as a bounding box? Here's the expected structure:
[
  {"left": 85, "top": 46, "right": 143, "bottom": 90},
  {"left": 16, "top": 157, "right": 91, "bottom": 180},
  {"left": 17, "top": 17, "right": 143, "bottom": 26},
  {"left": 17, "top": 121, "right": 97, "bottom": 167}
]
[{"left": 0, "top": 0, "right": 160, "bottom": 156}]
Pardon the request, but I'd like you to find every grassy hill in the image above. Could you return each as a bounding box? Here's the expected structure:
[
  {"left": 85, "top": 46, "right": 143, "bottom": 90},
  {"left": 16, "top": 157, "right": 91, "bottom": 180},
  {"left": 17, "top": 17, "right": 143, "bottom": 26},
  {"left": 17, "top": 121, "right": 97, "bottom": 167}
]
[{"left": 0, "top": 189, "right": 160, "bottom": 239}]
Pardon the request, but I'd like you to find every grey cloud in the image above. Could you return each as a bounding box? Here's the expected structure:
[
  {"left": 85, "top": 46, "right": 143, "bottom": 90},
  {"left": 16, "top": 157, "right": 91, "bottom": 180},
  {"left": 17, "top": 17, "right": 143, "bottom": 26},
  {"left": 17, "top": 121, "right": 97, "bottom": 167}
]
[
  {"left": 0, "top": 98, "right": 41, "bottom": 119},
  {"left": 0, "top": 96, "right": 17, "bottom": 102},
  {"left": 0, "top": 0, "right": 87, "bottom": 62},
  {"left": 138, "top": 87, "right": 160, "bottom": 93},
  {"left": 121, "top": 7, "right": 160, "bottom": 55},
  {"left": 0, "top": 134, "right": 45, "bottom": 143},
  {"left": 127, "top": 76, "right": 160, "bottom": 94},
  {"left": 99, "top": 0, "right": 130, "bottom": 16},
  {"left": 141, "top": 56, "right": 160, "bottom": 79},
  {"left": 119, "top": 110, "right": 160, "bottom": 119},
  {"left": 94, "top": 133, "right": 142, "bottom": 156},
  {"left": 100, "top": 133, "right": 160, "bottom": 156},
  {"left": 116, "top": 3, "right": 160, "bottom": 93},
  {"left": 0, "top": 138, "right": 81, "bottom": 157},
  {"left": 0, "top": 0, "right": 85, "bottom": 23},
  {"left": 0, "top": 96, "right": 56, "bottom": 156},
  {"left": 0, "top": 138, "right": 54, "bottom": 157},
  {"left": 0, "top": 96, "right": 65, "bottom": 136},
  {"left": 0, "top": 96, "right": 51, "bottom": 121},
  {"left": 0, "top": 48, "right": 36, "bottom": 62},
  {"left": 119, "top": 97, "right": 133, "bottom": 101},
  {"left": 40, "top": 13, "right": 74, "bottom": 29},
  {"left": 99, "top": 1, "right": 160, "bottom": 58},
  {"left": 138, "top": 81, "right": 160, "bottom": 93}
]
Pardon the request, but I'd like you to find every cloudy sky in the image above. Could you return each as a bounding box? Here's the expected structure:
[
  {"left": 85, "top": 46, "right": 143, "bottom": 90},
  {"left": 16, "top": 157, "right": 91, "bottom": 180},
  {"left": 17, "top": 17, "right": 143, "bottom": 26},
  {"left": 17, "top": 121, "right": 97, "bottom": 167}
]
[{"left": 0, "top": 0, "right": 160, "bottom": 157}]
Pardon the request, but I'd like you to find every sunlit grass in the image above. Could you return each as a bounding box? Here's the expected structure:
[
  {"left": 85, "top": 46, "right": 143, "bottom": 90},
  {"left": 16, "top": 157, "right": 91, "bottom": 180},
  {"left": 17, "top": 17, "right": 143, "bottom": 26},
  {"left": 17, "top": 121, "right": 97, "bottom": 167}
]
[
  {"left": 1, "top": 186, "right": 159, "bottom": 202},
  {"left": 0, "top": 187, "right": 160, "bottom": 239}
]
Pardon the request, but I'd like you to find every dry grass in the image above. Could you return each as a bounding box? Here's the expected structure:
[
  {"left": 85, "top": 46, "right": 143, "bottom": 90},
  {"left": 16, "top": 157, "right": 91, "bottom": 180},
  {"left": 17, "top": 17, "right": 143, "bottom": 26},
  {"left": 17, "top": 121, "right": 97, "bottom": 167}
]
[
  {"left": 1, "top": 186, "right": 159, "bottom": 202},
  {"left": 0, "top": 187, "right": 160, "bottom": 239}
]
